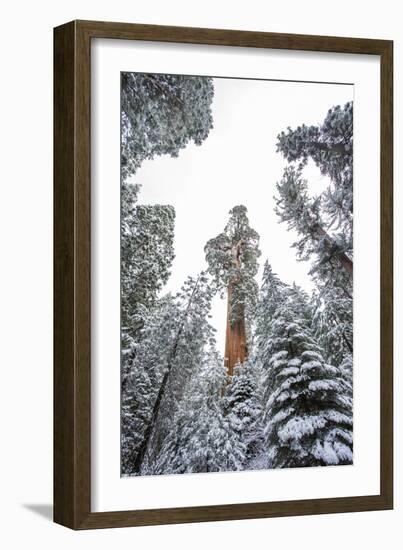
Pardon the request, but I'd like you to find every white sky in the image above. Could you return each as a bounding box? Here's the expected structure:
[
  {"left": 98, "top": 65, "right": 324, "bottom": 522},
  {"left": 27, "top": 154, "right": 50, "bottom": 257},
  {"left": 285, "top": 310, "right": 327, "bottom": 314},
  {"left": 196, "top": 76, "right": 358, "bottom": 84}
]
[{"left": 132, "top": 77, "right": 353, "bottom": 355}]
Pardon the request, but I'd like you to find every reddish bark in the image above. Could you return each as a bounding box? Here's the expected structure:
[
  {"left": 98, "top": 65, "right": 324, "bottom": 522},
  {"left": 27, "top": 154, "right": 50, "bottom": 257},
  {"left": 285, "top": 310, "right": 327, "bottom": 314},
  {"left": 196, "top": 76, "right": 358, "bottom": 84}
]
[
  {"left": 224, "top": 283, "right": 248, "bottom": 376},
  {"left": 224, "top": 237, "right": 248, "bottom": 376}
]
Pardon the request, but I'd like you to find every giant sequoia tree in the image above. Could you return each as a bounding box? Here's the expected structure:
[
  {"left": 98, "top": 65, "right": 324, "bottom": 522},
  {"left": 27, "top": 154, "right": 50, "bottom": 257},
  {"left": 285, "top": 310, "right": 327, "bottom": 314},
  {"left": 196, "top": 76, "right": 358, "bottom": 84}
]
[{"left": 205, "top": 206, "right": 260, "bottom": 375}]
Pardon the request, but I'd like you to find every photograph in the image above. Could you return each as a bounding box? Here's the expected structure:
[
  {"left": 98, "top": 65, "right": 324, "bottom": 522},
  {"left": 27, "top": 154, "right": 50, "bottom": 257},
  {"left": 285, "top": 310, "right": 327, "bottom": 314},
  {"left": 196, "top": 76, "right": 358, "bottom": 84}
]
[
  {"left": 120, "top": 71, "right": 354, "bottom": 477},
  {"left": 0, "top": 0, "right": 395, "bottom": 539}
]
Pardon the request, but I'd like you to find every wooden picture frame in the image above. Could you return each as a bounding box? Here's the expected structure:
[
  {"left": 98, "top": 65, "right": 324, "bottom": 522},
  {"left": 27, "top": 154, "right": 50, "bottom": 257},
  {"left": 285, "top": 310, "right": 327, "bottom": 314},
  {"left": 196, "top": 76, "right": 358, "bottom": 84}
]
[{"left": 54, "top": 20, "right": 393, "bottom": 530}]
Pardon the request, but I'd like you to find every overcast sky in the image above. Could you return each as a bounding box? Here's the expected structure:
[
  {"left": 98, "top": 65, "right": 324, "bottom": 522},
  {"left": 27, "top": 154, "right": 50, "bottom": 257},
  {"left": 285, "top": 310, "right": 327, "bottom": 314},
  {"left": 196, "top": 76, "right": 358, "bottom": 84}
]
[{"left": 132, "top": 77, "right": 353, "bottom": 355}]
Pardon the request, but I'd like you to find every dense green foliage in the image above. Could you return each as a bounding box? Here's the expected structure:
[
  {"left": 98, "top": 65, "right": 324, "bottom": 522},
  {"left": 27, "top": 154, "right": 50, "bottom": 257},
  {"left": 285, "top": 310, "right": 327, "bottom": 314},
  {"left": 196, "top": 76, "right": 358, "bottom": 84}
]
[
  {"left": 152, "top": 350, "right": 246, "bottom": 474},
  {"left": 120, "top": 73, "right": 215, "bottom": 474},
  {"left": 257, "top": 264, "right": 353, "bottom": 468},
  {"left": 275, "top": 102, "right": 353, "bottom": 380},
  {"left": 204, "top": 205, "right": 261, "bottom": 327},
  {"left": 277, "top": 102, "right": 353, "bottom": 234},
  {"left": 121, "top": 181, "right": 175, "bottom": 345},
  {"left": 121, "top": 73, "right": 214, "bottom": 180}
]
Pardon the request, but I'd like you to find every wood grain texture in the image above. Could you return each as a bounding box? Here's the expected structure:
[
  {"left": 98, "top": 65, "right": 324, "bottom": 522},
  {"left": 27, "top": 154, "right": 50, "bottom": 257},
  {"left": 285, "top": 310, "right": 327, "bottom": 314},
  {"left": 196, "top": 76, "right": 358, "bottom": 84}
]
[
  {"left": 54, "top": 21, "right": 91, "bottom": 529},
  {"left": 75, "top": 19, "right": 391, "bottom": 54},
  {"left": 54, "top": 20, "right": 393, "bottom": 530},
  {"left": 54, "top": 21, "right": 76, "bottom": 528}
]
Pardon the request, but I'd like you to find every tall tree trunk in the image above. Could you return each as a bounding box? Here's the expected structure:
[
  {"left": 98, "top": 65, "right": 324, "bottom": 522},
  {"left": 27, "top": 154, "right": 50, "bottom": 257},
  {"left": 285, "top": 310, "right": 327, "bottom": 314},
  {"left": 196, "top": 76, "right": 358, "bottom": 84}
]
[
  {"left": 131, "top": 275, "right": 201, "bottom": 474},
  {"left": 224, "top": 282, "right": 247, "bottom": 376},
  {"left": 314, "top": 224, "right": 353, "bottom": 275}
]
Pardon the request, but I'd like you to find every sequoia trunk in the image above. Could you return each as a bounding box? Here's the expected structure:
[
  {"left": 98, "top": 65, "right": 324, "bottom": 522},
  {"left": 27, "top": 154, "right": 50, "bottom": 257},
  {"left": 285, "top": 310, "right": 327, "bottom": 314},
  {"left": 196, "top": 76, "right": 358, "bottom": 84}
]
[{"left": 224, "top": 282, "right": 248, "bottom": 376}]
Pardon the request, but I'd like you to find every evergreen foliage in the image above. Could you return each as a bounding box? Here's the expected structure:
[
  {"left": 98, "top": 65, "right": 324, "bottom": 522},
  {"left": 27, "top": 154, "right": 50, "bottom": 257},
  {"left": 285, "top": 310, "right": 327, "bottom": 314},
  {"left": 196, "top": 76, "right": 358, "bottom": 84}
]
[
  {"left": 121, "top": 73, "right": 214, "bottom": 180},
  {"left": 153, "top": 349, "right": 246, "bottom": 474},
  {"left": 274, "top": 167, "right": 352, "bottom": 285},
  {"left": 275, "top": 102, "right": 353, "bottom": 369},
  {"left": 313, "top": 284, "right": 353, "bottom": 366},
  {"left": 120, "top": 73, "right": 215, "bottom": 474},
  {"left": 121, "top": 295, "right": 179, "bottom": 474},
  {"left": 277, "top": 102, "right": 353, "bottom": 233},
  {"left": 119, "top": 81, "right": 354, "bottom": 477},
  {"left": 121, "top": 181, "right": 175, "bottom": 347},
  {"left": 205, "top": 205, "right": 261, "bottom": 327},
  {"left": 224, "top": 361, "right": 264, "bottom": 463},
  {"left": 122, "top": 273, "right": 219, "bottom": 475},
  {"left": 257, "top": 265, "right": 353, "bottom": 468}
]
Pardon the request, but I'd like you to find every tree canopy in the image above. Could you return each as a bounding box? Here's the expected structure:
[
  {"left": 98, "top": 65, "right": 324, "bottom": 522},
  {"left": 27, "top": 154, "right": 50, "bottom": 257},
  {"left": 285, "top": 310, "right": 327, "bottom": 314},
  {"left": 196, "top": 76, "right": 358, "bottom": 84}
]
[
  {"left": 121, "top": 73, "right": 214, "bottom": 180},
  {"left": 276, "top": 102, "right": 353, "bottom": 233},
  {"left": 205, "top": 205, "right": 261, "bottom": 325}
]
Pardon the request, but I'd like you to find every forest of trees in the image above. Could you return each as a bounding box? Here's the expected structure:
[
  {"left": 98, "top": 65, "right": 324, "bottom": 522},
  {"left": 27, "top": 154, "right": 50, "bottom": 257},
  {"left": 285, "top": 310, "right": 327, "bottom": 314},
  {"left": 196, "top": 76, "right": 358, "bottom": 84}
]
[{"left": 121, "top": 73, "right": 353, "bottom": 476}]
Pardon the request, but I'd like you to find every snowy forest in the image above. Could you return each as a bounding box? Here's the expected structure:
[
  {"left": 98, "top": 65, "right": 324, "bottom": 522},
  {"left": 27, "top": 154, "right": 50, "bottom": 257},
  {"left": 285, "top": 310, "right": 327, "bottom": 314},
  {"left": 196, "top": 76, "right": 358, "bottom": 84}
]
[{"left": 120, "top": 73, "right": 353, "bottom": 476}]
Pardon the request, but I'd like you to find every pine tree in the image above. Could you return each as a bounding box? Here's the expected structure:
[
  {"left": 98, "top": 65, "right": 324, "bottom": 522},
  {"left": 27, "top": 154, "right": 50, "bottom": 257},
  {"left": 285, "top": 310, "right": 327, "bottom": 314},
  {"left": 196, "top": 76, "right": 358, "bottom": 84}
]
[
  {"left": 121, "top": 73, "right": 214, "bottom": 180},
  {"left": 123, "top": 273, "right": 220, "bottom": 475},
  {"left": 276, "top": 101, "right": 353, "bottom": 235},
  {"left": 121, "top": 73, "right": 216, "bottom": 475},
  {"left": 275, "top": 102, "right": 353, "bottom": 393},
  {"left": 120, "top": 180, "right": 177, "bottom": 475},
  {"left": 153, "top": 349, "right": 246, "bottom": 474},
  {"left": 256, "top": 265, "right": 353, "bottom": 468},
  {"left": 121, "top": 181, "right": 175, "bottom": 348},
  {"left": 142, "top": 273, "right": 217, "bottom": 469},
  {"left": 274, "top": 166, "right": 352, "bottom": 279},
  {"left": 224, "top": 360, "right": 263, "bottom": 464},
  {"left": 313, "top": 284, "right": 353, "bottom": 367},
  {"left": 121, "top": 295, "right": 180, "bottom": 475}
]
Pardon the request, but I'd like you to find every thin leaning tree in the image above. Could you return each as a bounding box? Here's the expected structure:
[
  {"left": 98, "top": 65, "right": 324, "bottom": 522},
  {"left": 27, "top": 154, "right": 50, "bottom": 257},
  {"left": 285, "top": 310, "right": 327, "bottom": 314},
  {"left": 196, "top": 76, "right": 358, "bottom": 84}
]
[{"left": 205, "top": 205, "right": 260, "bottom": 376}]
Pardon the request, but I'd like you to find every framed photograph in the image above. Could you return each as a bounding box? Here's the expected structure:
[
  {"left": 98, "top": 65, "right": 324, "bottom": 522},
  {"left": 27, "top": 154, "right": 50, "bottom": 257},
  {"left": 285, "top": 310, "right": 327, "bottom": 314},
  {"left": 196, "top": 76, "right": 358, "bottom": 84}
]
[{"left": 54, "top": 20, "right": 393, "bottom": 529}]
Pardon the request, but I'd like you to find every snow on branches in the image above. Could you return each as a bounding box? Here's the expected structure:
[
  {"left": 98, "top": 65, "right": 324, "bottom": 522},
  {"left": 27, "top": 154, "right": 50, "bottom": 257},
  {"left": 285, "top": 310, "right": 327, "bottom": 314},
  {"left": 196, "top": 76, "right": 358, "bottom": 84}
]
[{"left": 120, "top": 77, "right": 354, "bottom": 476}]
